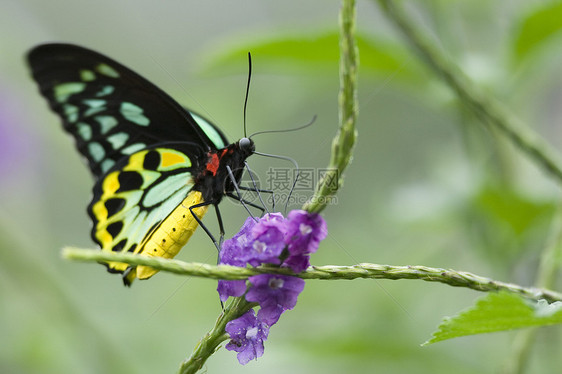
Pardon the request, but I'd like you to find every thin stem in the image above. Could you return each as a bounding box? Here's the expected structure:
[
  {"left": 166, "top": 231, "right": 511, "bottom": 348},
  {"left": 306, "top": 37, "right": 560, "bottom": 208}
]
[
  {"left": 375, "top": 0, "right": 562, "bottom": 184},
  {"left": 535, "top": 205, "right": 562, "bottom": 291},
  {"left": 302, "top": 0, "right": 358, "bottom": 213},
  {"left": 373, "top": 2, "right": 562, "bottom": 371},
  {"left": 178, "top": 297, "right": 256, "bottom": 374},
  {"left": 503, "top": 205, "right": 562, "bottom": 374},
  {"left": 62, "top": 248, "right": 562, "bottom": 303}
]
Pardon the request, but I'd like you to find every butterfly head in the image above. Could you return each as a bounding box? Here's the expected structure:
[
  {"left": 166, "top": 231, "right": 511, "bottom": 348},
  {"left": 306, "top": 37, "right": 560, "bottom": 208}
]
[{"left": 238, "top": 137, "right": 255, "bottom": 156}]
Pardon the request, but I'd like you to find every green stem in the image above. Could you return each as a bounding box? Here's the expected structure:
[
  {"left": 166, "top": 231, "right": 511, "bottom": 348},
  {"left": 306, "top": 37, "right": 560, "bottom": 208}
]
[
  {"left": 375, "top": 0, "right": 562, "bottom": 184},
  {"left": 178, "top": 297, "right": 256, "bottom": 374},
  {"left": 181, "top": 3, "right": 360, "bottom": 367},
  {"left": 535, "top": 206, "right": 562, "bottom": 291},
  {"left": 504, "top": 205, "right": 562, "bottom": 374},
  {"left": 62, "top": 248, "right": 562, "bottom": 303},
  {"left": 302, "top": 0, "right": 358, "bottom": 213}
]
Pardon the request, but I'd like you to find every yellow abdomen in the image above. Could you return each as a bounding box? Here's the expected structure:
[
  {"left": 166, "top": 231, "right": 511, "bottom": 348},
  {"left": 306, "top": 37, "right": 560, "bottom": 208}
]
[{"left": 127, "top": 190, "right": 208, "bottom": 282}]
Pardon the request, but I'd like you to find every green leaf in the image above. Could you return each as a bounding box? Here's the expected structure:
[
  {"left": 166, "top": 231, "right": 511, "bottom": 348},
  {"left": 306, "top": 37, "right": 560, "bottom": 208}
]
[
  {"left": 465, "top": 185, "right": 554, "bottom": 264},
  {"left": 198, "top": 30, "right": 420, "bottom": 81},
  {"left": 512, "top": 2, "right": 562, "bottom": 62},
  {"left": 423, "top": 292, "right": 562, "bottom": 346},
  {"left": 473, "top": 185, "right": 553, "bottom": 237}
]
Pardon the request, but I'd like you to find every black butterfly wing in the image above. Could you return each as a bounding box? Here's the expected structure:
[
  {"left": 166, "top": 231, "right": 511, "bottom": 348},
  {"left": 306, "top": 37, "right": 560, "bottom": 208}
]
[
  {"left": 27, "top": 43, "right": 229, "bottom": 179},
  {"left": 27, "top": 43, "right": 233, "bottom": 284}
]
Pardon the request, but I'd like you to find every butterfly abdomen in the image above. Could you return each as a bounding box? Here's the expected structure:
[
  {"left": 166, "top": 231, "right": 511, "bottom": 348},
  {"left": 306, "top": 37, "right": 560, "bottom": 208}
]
[{"left": 127, "top": 190, "right": 208, "bottom": 283}]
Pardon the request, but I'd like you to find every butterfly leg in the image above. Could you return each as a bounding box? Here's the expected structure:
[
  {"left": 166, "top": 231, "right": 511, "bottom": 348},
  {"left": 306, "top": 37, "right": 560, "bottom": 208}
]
[
  {"left": 225, "top": 192, "right": 266, "bottom": 215},
  {"left": 214, "top": 203, "right": 225, "bottom": 249},
  {"left": 225, "top": 165, "right": 256, "bottom": 219},
  {"left": 188, "top": 200, "right": 221, "bottom": 252},
  {"left": 235, "top": 186, "right": 276, "bottom": 214},
  {"left": 243, "top": 161, "right": 275, "bottom": 212},
  {"left": 189, "top": 201, "right": 226, "bottom": 311},
  {"left": 237, "top": 185, "right": 275, "bottom": 194}
]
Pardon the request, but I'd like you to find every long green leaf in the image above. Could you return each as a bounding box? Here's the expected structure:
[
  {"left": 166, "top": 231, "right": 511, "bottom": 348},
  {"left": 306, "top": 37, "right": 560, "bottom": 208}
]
[
  {"left": 199, "top": 31, "right": 420, "bottom": 80},
  {"left": 424, "top": 292, "right": 562, "bottom": 345},
  {"left": 513, "top": 2, "right": 562, "bottom": 62}
]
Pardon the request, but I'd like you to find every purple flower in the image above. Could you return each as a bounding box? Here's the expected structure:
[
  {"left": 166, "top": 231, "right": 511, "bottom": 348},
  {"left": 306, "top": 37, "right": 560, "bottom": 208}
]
[
  {"left": 240, "top": 216, "right": 287, "bottom": 267},
  {"left": 218, "top": 217, "right": 257, "bottom": 301},
  {"left": 279, "top": 210, "right": 327, "bottom": 272},
  {"left": 217, "top": 279, "right": 247, "bottom": 302},
  {"left": 285, "top": 210, "right": 327, "bottom": 255},
  {"left": 225, "top": 309, "right": 269, "bottom": 365},
  {"left": 256, "top": 212, "right": 285, "bottom": 224},
  {"left": 282, "top": 254, "right": 311, "bottom": 273},
  {"left": 218, "top": 211, "right": 327, "bottom": 364},
  {"left": 246, "top": 274, "right": 305, "bottom": 325},
  {"left": 219, "top": 216, "right": 257, "bottom": 266}
]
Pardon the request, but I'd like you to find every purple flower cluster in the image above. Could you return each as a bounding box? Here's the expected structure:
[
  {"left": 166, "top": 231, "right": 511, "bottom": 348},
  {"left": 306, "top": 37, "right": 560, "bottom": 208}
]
[
  {"left": 224, "top": 309, "right": 269, "bottom": 365},
  {"left": 220, "top": 210, "right": 327, "bottom": 365}
]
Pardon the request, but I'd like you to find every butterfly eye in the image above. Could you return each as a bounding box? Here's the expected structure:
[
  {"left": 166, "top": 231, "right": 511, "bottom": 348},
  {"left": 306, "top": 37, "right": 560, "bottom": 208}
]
[{"left": 239, "top": 137, "right": 254, "bottom": 153}]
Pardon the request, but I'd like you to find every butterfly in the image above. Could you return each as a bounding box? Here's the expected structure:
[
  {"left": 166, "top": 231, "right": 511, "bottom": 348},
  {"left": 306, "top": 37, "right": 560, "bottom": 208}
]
[{"left": 27, "top": 43, "right": 257, "bottom": 286}]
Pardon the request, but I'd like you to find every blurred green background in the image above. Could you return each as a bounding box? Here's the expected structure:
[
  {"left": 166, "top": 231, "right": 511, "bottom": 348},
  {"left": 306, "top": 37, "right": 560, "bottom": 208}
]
[{"left": 2, "top": 0, "right": 562, "bottom": 373}]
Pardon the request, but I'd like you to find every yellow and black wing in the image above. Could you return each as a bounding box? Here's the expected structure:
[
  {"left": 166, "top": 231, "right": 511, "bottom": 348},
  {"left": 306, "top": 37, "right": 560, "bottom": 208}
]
[
  {"left": 88, "top": 144, "right": 208, "bottom": 285},
  {"left": 27, "top": 44, "right": 232, "bottom": 285}
]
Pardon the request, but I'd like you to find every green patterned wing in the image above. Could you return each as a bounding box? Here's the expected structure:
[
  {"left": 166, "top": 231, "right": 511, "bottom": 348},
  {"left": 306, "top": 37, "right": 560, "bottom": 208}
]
[
  {"left": 89, "top": 143, "right": 209, "bottom": 285},
  {"left": 27, "top": 43, "right": 228, "bottom": 179}
]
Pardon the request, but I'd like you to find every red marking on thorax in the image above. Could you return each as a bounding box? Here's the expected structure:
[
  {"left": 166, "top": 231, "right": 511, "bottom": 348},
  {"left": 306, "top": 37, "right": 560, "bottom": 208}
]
[{"left": 206, "top": 153, "right": 220, "bottom": 175}]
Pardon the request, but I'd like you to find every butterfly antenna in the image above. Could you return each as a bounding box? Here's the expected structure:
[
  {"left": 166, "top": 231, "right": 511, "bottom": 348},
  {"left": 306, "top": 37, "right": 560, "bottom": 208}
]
[
  {"left": 253, "top": 151, "right": 300, "bottom": 213},
  {"left": 243, "top": 52, "right": 252, "bottom": 138},
  {"left": 249, "top": 115, "right": 317, "bottom": 139}
]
